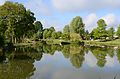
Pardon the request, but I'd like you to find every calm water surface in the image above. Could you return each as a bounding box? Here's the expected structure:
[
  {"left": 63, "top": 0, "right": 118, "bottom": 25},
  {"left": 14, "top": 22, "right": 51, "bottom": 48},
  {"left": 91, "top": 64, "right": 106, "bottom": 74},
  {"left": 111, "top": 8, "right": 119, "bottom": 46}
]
[{"left": 0, "top": 44, "right": 120, "bottom": 79}]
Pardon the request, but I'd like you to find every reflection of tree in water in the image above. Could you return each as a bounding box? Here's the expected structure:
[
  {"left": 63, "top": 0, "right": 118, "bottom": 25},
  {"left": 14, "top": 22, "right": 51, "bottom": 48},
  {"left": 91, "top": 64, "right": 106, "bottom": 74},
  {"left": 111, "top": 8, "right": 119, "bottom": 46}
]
[
  {"left": 116, "top": 48, "right": 120, "bottom": 63},
  {"left": 70, "top": 45, "right": 85, "bottom": 68},
  {"left": 43, "top": 44, "right": 62, "bottom": 55},
  {"left": 91, "top": 47, "right": 107, "bottom": 67},
  {"left": 0, "top": 46, "right": 43, "bottom": 79},
  {"left": 62, "top": 45, "right": 85, "bottom": 68},
  {"left": 90, "top": 47, "right": 114, "bottom": 67},
  {"left": 0, "top": 60, "right": 35, "bottom": 79},
  {"left": 7, "top": 46, "right": 43, "bottom": 61},
  {"left": 62, "top": 45, "right": 70, "bottom": 58}
]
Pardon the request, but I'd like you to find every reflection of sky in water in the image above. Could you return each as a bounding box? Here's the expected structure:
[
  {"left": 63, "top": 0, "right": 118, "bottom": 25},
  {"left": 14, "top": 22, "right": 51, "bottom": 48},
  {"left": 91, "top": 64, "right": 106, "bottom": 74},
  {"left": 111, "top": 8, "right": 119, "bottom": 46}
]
[{"left": 31, "top": 51, "right": 120, "bottom": 79}]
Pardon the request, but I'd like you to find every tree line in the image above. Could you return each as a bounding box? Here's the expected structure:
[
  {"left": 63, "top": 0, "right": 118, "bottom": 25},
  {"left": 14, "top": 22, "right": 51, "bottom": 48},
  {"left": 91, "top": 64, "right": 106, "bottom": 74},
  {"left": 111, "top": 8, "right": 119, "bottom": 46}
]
[{"left": 0, "top": 1, "right": 120, "bottom": 47}]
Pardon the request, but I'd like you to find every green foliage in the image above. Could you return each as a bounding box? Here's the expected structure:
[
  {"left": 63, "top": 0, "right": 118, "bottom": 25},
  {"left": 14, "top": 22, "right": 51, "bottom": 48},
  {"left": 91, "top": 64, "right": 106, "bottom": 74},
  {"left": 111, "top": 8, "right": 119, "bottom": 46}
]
[
  {"left": 51, "top": 32, "right": 57, "bottom": 39},
  {"left": 0, "top": 1, "right": 36, "bottom": 43},
  {"left": 85, "top": 30, "right": 90, "bottom": 40},
  {"left": 0, "top": 35, "right": 4, "bottom": 47},
  {"left": 61, "top": 33, "right": 70, "bottom": 40},
  {"left": 49, "top": 27, "right": 55, "bottom": 32},
  {"left": 56, "top": 31, "right": 62, "bottom": 39},
  {"left": 93, "top": 19, "right": 108, "bottom": 41},
  {"left": 63, "top": 25, "right": 70, "bottom": 34},
  {"left": 116, "top": 25, "right": 120, "bottom": 38},
  {"left": 107, "top": 27, "right": 114, "bottom": 40},
  {"left": 91, "top": 47, "right": 107, "bottom": 67},
  {"left": 43, "top": 29, "right": 48, "bottom": 39},
  {"left": 70, "top": 16, "right": 85, "bottom": 39},
  {"left": 97, "top": 19, "right": 107, "bottom": 27},
  {"left": 43, "top": 27, "right": 56, "bottom": 39},
  {"left": 70, "top": 33, "right": 81, "bottom": 41},
  {"left": 34, "top": 21, "right": 43, "bottom": 33}
]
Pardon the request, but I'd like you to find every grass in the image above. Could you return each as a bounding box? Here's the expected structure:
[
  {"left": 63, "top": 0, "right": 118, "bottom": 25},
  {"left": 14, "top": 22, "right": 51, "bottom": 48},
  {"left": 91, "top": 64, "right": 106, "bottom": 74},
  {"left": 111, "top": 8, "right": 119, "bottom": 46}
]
[
  {"left": 84, "top": 39, "right": 120, "bottom": 47},
  {"left": 14, "top": 39, "right": 120, "bottom": 47}
]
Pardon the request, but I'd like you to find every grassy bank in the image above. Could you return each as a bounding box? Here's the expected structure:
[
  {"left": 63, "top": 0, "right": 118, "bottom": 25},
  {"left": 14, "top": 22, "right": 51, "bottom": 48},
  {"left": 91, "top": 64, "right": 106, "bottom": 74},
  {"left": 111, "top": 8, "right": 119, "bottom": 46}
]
[
  {"left": 14, "top": 39, "right": 120, "bottom": 47},
  {"left": 84, "top": 39, "right": 120, "bottom": 47}
]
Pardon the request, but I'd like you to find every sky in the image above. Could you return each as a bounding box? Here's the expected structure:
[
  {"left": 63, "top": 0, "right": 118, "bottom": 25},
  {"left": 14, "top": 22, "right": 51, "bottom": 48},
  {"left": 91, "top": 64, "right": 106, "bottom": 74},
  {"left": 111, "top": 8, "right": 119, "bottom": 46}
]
[{"left": 0, "top": 0, "right": 120, "bottom": 32}]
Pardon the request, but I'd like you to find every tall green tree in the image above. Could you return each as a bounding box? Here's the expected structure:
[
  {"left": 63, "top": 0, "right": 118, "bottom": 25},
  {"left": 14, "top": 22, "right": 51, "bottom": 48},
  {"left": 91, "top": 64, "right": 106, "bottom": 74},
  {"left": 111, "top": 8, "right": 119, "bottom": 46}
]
[
  {"left": 34, "top": 21, "right": 43, "bottom": 33},
  {"left": 0, "top": 1, "right": 36, "bottom": 43},
  {"left": 116, "top": 25, "right": 120, "bottom": 38},
  {"left": 49, "top": 27, "right": 55, "bottom": 32},
  {"left": 43, "top": 29, "right": 48, "bottom": 39},
  {"left": 93, "top": 19, "right": 108, "bottom": 40},
  {"left": 85, "top": 30, "right": 90, "bottom": 40},
  {"left": 34, "top": 21, "right": 43, "bottom": 39},
  {"left": 63, "top": 25, "right": 70, "bottom": 34},
  {"left": 51, "top": 32, "right": 57, "bottom": 39},
  {"left": 107, "top": 27, "right": 114, "bottom": 40},
  {"left": 56, "top": 31, "right": 62, "bottom": 39},
  {"left": 70, "top": 16, "right": 85, "bottom": 39}
]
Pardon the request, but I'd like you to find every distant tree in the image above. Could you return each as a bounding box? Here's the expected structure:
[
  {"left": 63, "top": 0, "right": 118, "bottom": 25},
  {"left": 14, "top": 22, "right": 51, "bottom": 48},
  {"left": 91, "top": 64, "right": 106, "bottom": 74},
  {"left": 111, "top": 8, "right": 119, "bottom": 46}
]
[
  {"left": 93, "top": 28, "right": 100, "bottom": 39},
  {"left": 34, "top": 21, "right": 43, "bottom": 33},
  {"left": 34, "top": 21, "right": 43, "bottom": 39},
  {"left": 63, "top": 25, "right": 70, "bottom": 34},
  {"left": 116, "top": 25, "right": 120, "bottom": 38},
  {"left": 56, "top": 31, "right": 62, "bottom": 39},
  {"left": 62, "top": 33, "right": 70, "bottom": 40},
  {"left": 51, "top": 32, "right": 57, "bottom": 39},
  {"left": 49, "top": 27, "right": 55, "bottom": 32},
  {"left": 70, "top": 33, "right": 81, "bottom": 41},
  {"left": 70, "top": 16, "right": 85, "bottom": 39},
  {"left": 43, "top": 29, "right": 48, "bottom": 39},
  {"left": 85, "top": 30, "right": 90, "bottom": 40},
  {"left": 93, "top": 19, "right": 108, "bottom": 41},
  {"left": 107, "top": 27, "right": 114, "bottom": 40}
]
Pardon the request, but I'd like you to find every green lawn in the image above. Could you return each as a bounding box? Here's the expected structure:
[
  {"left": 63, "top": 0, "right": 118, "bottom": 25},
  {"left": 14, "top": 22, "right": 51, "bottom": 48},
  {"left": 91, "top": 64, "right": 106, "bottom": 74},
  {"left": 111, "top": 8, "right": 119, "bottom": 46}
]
[{"left": 84, "top": 39, "right": 120, "bottom": 47}]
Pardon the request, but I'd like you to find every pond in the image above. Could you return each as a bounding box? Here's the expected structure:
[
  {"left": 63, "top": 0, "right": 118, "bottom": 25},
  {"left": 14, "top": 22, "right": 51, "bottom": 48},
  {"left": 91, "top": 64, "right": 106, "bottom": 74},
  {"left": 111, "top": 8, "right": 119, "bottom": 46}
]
[{"left": 0, "top": 44, "right": 120, "bottom": 79}]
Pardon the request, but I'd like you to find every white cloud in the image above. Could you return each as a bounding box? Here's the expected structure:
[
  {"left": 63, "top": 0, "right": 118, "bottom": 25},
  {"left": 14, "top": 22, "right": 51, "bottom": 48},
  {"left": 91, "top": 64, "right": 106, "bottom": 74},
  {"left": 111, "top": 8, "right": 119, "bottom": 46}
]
[
  {"left": 25, "top": 0, "right": 51, "bottom": 16},
  {"left": 52, "top": 0, "right": 120, "bottom": 12},
  {"left": 41, "top": 19, "right": 64, "bottom": 31},
  {"left": 84, "top": 13, "right": 98, "bottom": 32},
  {"left": 84, "top": 13, "right": 119, "bottom": 32},
  {"left": 85, "top": 51, "right": 97, "bottom": 67},
  {"left": 102, "top": 14, "right": 118, "bottom": 28},
  {"left": 0, "top": 0, "right": 7, "bottom": 5},
  {"left": 105, "top": 55, "right": 115, "bottom": 67}
]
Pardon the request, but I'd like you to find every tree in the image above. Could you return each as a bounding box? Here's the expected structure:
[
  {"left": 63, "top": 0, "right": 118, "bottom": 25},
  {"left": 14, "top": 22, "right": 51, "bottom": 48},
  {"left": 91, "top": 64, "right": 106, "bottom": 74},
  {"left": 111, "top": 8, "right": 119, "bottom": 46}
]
[
  {"left": 116, "top": 25, "right": 120, "bottom": 38},
  {"left": 34, "top": 21, "right": 43, "bottom": 39},
  {"left": 63, "top": 25, "right": 70, "bottom": 34},
  {"left": 0, "top": 35, "right": 4, "bottom": 48},
  {"left": 107, "top": 27, "right": 114, "bottom": 40},
  {"left": 56, "top": 31, "right": 62, "bottom": 39},
  {"left": 0, "top": 1, "right": 36, "bottom": 43},
  {"left": 62, "top": 33, "right": 70, "bottom": 40},
  {"left": 49, "top": 27, "right": 55, "bottom": 32},
  {"left": 93, "top": 19, "right": 108, "bottom": 41},
  {"left": 70, "top": 16, "right": 85, "bottom": 39},
  {"left": 93, "top": 28, "right": 100, "bottom": 39},
  {"left": 34, "top": 21, "right": 43, "bottom": 33},
  {"left": 85, "top": 30, "right": 90, "bottom": 40},
  {"left": 51, "top": 32, "right": 57, "bottom": 39},
  {"left": 43, "top": 29, "right": 48, "bottom": 39}
]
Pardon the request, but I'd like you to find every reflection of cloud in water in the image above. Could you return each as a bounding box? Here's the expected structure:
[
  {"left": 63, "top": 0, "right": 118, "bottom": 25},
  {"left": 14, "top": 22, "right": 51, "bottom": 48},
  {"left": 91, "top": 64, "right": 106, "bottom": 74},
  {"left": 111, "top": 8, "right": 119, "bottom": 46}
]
[
  {"left": 105, "top": 53, "right": 120, "bottom": 68},
  {"left": 85, "top": 51, "right": 97, "bottom": 67},
  {"left": 31, "top": 49, "right": 120, "bottom": 79},
  {"left": 31, "top": 63, "right": 120, "bottom": 79},
  {"left": 106, "top": 54, "right": 115, "bottom": 67}
]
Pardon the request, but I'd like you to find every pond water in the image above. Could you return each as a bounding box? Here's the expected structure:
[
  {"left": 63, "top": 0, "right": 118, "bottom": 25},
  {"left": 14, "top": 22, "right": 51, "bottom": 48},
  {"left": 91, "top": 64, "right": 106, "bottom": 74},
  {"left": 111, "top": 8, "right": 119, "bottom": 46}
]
[{"left": 0, "top": 44, "right": 120, "bottom": 79}]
